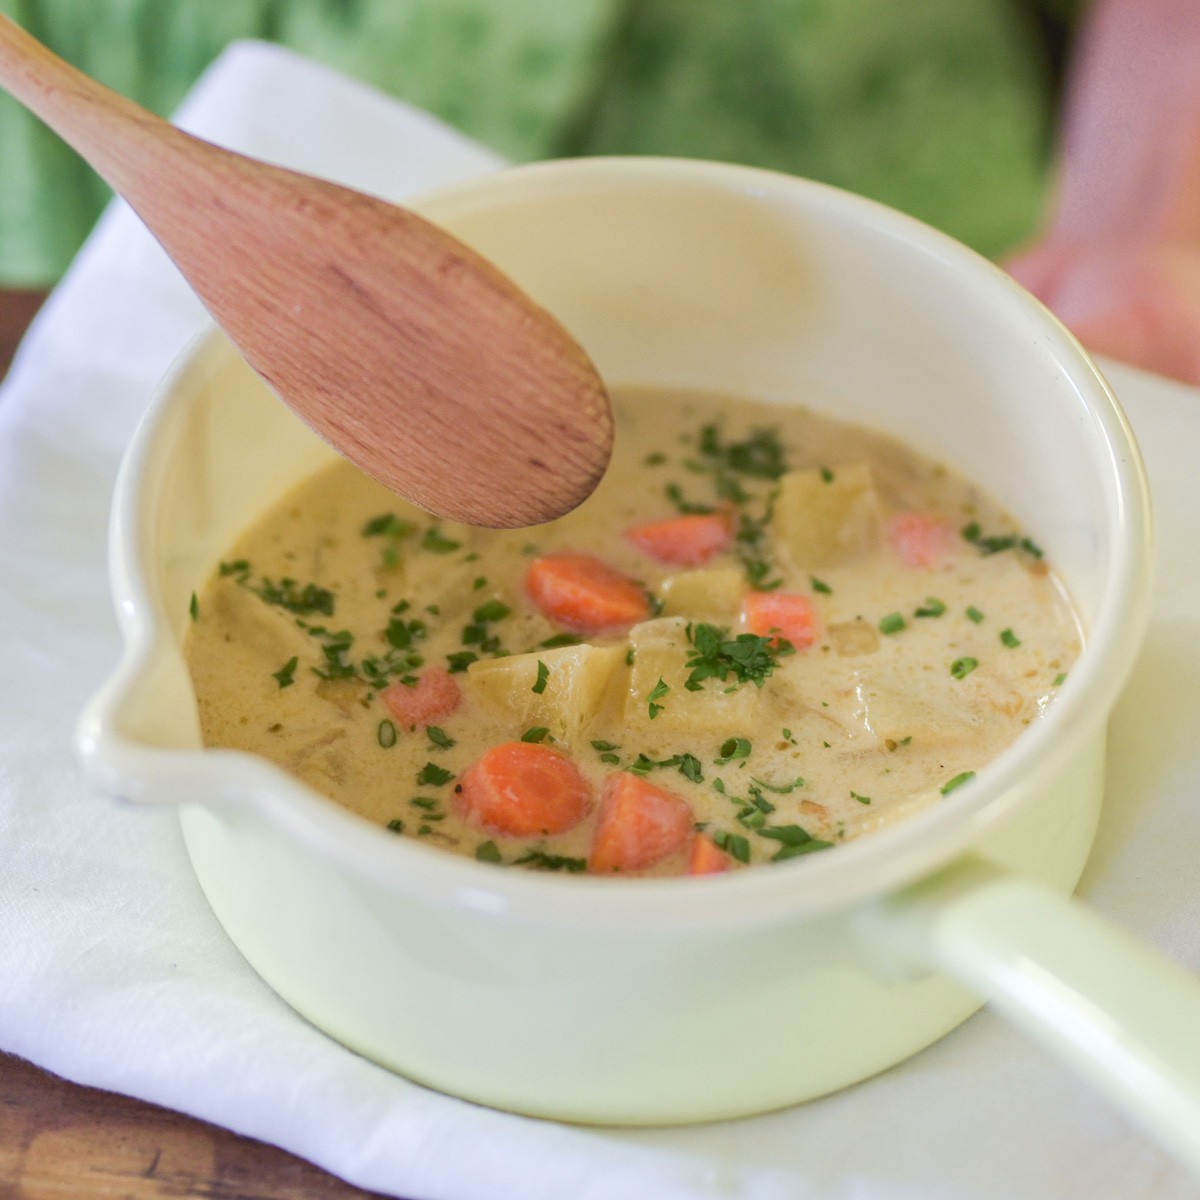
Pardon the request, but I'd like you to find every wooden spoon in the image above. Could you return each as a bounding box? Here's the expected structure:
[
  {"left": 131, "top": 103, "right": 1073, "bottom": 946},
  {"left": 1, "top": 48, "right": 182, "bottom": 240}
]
[{"left": 0, "top": 16, "right": 613, "bottom": 527}]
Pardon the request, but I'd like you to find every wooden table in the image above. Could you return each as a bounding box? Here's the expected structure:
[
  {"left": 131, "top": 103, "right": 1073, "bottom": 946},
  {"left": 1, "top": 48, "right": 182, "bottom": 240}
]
[{"left": 0, "top": 288, "right": 393, "bottom": 1199}]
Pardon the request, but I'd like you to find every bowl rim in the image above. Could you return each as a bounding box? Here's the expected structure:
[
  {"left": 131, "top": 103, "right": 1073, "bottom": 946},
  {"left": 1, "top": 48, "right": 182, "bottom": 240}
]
[{"left": 76, "top": 155, "right": 1155, "bottom": 932}]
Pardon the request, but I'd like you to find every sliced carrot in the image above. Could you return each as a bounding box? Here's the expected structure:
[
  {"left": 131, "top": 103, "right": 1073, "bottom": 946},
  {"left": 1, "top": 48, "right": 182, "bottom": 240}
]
[
  {"left": 525, "top": 553, "right": 650, "bottom": 635},
  {"left": 380, "top": 668, "right": 461, "bottom": 728},
  {"left": 742, "top": 590, "right": 817, "bottom": 649},
  {"left": 624, "top": 511, "right": 733, "bottom": 567},
  {"left": 588, "top": 772, "right": 694, "bottom": 874},
  {"left": 688, "top": 833, "right": 733, "bottom": 875},
  {"left": 888, "top": 512, "right": 951, "bottom": 568},
  {"left": 455, "top": 742, "right": 592, "bottom": 837}
]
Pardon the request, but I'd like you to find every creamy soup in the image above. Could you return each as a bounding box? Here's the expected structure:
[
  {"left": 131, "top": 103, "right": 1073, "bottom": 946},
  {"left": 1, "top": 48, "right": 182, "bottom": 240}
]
[{"left": 185, "top": 386, "right": 1079, "bottom": 876}]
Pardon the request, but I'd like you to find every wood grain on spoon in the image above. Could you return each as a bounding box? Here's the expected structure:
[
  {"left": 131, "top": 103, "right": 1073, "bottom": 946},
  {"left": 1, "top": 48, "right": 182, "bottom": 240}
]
[{"left": 0, "top": 15, "right": 613, "bottom": 527}]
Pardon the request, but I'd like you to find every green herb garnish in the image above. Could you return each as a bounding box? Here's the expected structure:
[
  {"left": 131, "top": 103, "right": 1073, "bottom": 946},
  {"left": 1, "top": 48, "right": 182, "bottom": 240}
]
[
  {"left": 751, "top": 775, "right": 804, "bottom": 794},
  {"left": 711, "top": 828, "right": 751, "bottom": 863},
  {"left": 759, "top": 825, "right": 833, "bottom": 860},
  {"left": 1000, "top": 628, "right": 1021, "bottom": 648},
  {"left": 475, "top": 840, "right": 502, "bottom": 863},
  {"left": 532, "top": 660, "right": 550, "bottom": 695},
  {"left": 950, "top": 656, "right": 979, "bottom": 680},
  {"left": 684, "top": 622, "right": 790, "bottom": 692},
  {"left": 421, "top": 527, "right": 461, "bottom": 553},
  {"left": 272, "top": 656, "right": 299, "bottom": 688},
  {"left": 647, "top": 677, "right": 670, "bottom": 719},
  {"left": 941, "top": 771, "right": 976, "bottom": 795},
  {"left": 715, "top": 737, "right": 751, "bottom": 764},
  {"left": 513, "top": 849, "right": 587, "bottom": 873},
  {"left": 416, "top": 762, "right": 454, "bottom": 787}
]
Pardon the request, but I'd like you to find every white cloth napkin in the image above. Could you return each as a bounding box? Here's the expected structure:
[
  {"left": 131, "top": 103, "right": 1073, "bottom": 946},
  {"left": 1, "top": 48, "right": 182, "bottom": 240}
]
[{"left": 2, "top": 41, "right": 1199, "bottom": 1200}]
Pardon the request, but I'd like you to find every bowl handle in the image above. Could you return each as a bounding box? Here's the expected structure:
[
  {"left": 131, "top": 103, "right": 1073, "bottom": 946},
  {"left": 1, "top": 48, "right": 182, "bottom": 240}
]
[{"left": 860, "top": 857, "right": 1200, "bottom": 1175}]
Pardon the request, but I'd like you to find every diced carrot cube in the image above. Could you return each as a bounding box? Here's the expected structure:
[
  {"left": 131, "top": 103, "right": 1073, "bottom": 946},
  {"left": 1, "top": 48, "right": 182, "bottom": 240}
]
[
  {"left": 741, "top": 590, "right": 817, "bottom": 649},
  {"left": 380, "top": 668, "right": 461, "bottom": 728},
  {"left": 888, "top": 512, "right": 951, "bottom": 568},
  {"left": 688, "top": 833, "right": 733, "bottom": 875},
  {"left": 526, "top": 553, "right": 650, "bottom": 635},
  {"left": 455, "top": 742, "right": 593, "bottom": 837},
  {"left": 588, "top": 772, "right": 694, "bottom": 874},
  {"left": 624, "top": 511, "right": 733, "bottom": 567}
]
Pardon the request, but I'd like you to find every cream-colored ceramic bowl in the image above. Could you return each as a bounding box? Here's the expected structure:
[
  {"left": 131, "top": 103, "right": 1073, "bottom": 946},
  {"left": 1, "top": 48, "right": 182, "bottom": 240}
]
[{"left": 77, "top": 158, "right": 1200, "bottom": 1169}]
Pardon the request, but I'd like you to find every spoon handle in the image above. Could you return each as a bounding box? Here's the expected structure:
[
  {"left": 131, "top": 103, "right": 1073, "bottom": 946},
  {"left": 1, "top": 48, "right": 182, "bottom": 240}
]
[{"left": 0, "top": 14, "right": 191, "bottom": 201}]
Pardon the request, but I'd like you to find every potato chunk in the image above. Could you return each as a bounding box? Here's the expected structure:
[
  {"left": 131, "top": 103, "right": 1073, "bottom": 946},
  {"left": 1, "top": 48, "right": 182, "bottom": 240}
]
[
  {"left": 659, "top": 567, "right": 745, "bottom": 620},
  {"left": 771, "top": 463, "right": 880, "bottom": 569},
  {"left": 466, "top": 643, "right": 625, "bottom": 744},
  {"left": 623, "top": 617, "right": 758, "bottom": 735}
]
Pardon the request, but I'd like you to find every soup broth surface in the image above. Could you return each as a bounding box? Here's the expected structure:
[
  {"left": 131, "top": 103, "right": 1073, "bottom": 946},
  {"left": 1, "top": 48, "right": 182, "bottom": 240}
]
[{"left": 186, "top": 386, "right": 1079, "bottom": 876}]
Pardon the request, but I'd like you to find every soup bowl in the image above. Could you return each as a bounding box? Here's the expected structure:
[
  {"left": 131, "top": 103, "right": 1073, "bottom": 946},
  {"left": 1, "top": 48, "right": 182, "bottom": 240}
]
[{"left": 76, "top": 158, "right": 1200, "bottom": 1167}]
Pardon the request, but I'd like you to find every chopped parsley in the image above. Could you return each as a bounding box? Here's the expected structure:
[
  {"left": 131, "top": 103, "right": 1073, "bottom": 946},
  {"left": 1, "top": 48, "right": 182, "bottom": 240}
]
[
  {"left": 914, "top": 597, "right": 946, "bottom": 618},
  {"left": 966, "top": 606, "right": 985, "bottom": 624},
  {"left": 474, "top": 840, "right": 502, "bottom": 863},
  {"left": 272, "top": 655, "right": 299, "bottom": 688},
  {"left": 257, "top": 578, "right": 335, "bottom": 617},
  {"left": 538, "top": 633, "right": 579, "bottom": 650},
  {"left": 715, "top": 737, "right": 751, "bottom": 765},
  {"left": 961, "top": 523, "right": 1044, "bottom": 559},
  {"left": 426, "top": 726, "right": 454, "bottom": 749},
  {"left": 416, "top": 762, "right": 454, "bottom": 787},
  {"left": 751, "top": 775, "right": 804, "bottom": 794},
  {"left": 532, "top": 660, "right": 550, "bottom": 695},
  {"left": 513, "top": 849, "right": 587, "bottom": 873},
  {"left": 1000, "top": 628, "right": 1021, "bottom": 648},
  {"left": 460, "top": 598, "right": 512, "bottom": 657},
  {"left": 879, "top": 612, "right": 906, "bottom": 636},
  {"left": 851, "top": 790, "right": 872, "bottom": 805},
  {"left": 446, "top": 650, "right": 479, "bottom": 674},
  {"left": 810, "top": 576, "right": 832, "bottom": 595},
  {"left": 684, "top": 622, "right": 790, "bottom": 692},
  {"left": 473, "top": 599, "right": 511, "bottom": 623},
  {"left": 664, "top": 482, "right": 716, "bottom": 515},
  {"left": 941, "top": 771, "right": 977, "bottom": 795},
  {"left": 759, "top": 825, "right": 833, "bottom": 860},
  {"left": 521, "top": 726, "right": 552, "bottom": 743},
  {"left": 420, "top": 527, "right": 462, "bottom": 554},
  {"left": 710, "top": 828, "right": 751, "bottom": 863},
  {"left": 647, "top": 677, "right": 670, "bottom": 719},
  {"left": 950, "top": 656, "right": 979, "bottom": 680},
  {"left": 189, "top": 592, "right": 199, "bottom": 621},
  {"left": 697, "top": 423, "right": 788, "bottom": 480},
  {"left": 362, "top": 513, "right": 413, "bottom": 538}
]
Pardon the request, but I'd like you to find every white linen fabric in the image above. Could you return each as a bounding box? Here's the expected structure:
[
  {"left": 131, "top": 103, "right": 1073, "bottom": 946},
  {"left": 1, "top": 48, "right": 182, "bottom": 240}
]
[{"left": 1, "top": 41, "right": 1198, "bottom": 1200}]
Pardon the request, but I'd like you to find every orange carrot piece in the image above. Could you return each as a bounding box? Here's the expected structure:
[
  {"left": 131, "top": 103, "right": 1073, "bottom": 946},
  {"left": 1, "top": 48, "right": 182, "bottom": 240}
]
[
  {"left": 888, "top": 512, "right": 951, "bottom": 568},
  {"left": 624, "top": 511, "right": 733, "bottom": 567},
  {"left": 588, "top": 772, "right": 694, "bottom": 874},
  {"left": 380, "top": 668, "right": 461, "bottom": 728},
  {"left": 455, "top": 742, "right": 593, "bottom": 837},
  {"left": 742, "top": 590, "right": 817, "bottom": 649},
  {"left": 525, "top": 553, "right": 650, "bottom": 635},
  {"left": 688, "top": 833, "right": 733, "bottom": 875}
]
